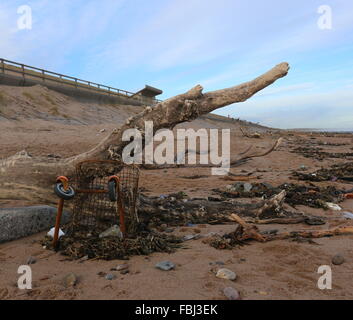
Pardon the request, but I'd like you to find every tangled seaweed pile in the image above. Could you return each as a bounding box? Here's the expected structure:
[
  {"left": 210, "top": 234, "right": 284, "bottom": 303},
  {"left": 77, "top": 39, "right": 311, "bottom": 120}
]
[
  {"left": 290, "top": 146, "right": 353, "bottom": 161},
  {"left": 214, "top": 182, "right": 344, "bottom": 209},
  {"left": 293, "top": 162, "right": 353, "bottom": 182},
  {"left": 42, "top": 229, "right": 183, "bottom": 260}
]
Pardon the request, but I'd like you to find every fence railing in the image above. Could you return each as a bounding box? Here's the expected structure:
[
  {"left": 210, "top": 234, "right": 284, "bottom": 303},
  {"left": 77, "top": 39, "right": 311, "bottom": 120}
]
[{"left": 0, "top": 58, "right": 161, "bottom": 105}]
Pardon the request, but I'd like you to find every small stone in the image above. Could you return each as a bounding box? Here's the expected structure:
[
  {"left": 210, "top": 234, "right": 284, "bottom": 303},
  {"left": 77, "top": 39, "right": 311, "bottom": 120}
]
[
  {"left": 223, "top": 287, "right": 241, "bottom": 300},
  {"left": 116, "top": 264, "right": 129, "bottom": 271},
  {"left": 99, "top": 225, "right": 123, "bottom": 239},
  {"left": 105, "top": 274, "right": 116, "bottom": 280},
  {"left": 216, "top": 268, "right": 237, "bottom": 281},
  {"left": 243, "top": 183, "right": 253, "bottom": 192},
  {"left": 26, "top": 256, "right": 36, "bottom": 265},
  {"left": 155, "top": 261, "right": 175, "bottom": 271},
  {"left": 332, "top": 254, "right": 345, "bottom": 265},
  {"left": 62, "top": 273, "right": 77, "bottom": 287},
  {"left": 120, "top": 269, "right": 129, "bottom": 275},
  {"left": 182, "top": 234, "right": 196, "bottom": 241}
]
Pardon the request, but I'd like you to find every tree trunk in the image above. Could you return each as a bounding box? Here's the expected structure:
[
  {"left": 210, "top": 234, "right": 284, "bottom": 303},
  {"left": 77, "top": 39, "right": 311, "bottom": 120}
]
[{"left": 0, "top": 63, "right": 289, "bottom": 204}]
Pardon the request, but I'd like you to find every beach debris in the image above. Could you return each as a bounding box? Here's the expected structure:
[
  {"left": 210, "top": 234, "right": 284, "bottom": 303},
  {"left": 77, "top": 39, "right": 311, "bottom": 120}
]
[
  {"left": 207, "top": 214, "right": 353, "bottom": 250},
  {"left": 47, "top": 227, "right": 65, "bottom": 239},
  {"left": 223, "top": 287, "right": 241, "bottom": 300},
  {"left": 155, "top": 261, "right": 175, "bottom": 271},
  {"left": 342, "top": 212, "right": 353, "bottom": 219},
  {"left": 26, "top": 256, "right": 37, "bottom": 265},
  {"left": 344, "top": 193, "right": 353, "bottom": 199},
  {"left": 332, "top": 254, "right": 345, "bottom": 266},
  {"left": 325, "top": 202, "right": 342, "bottom": 211},
  {"left": 99, "top": 225, "right": 123, "bottom": 239},
  {"left": 216, "top": 268, "right": 237, "bottom": 281},
  {"left": 216, "top": 182, "right": 344, "bottom": 209},
  {"left": 62, "top": 273, "right": 77, "bottom": 288},
  {"left": 293, "top": 162, "right": 353, "bottom": 182},
  {"left": 42, "top": 230, "right": 182, "bottom": 260}
]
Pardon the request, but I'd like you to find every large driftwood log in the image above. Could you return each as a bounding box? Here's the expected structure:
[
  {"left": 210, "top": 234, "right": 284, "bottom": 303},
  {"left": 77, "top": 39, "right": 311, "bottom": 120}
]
[
  {"left": 229, "top": 214, "right": 353, "bottom": 242},
  {"left": 0, "top": 63, "right": 289, "bottom": 204}
]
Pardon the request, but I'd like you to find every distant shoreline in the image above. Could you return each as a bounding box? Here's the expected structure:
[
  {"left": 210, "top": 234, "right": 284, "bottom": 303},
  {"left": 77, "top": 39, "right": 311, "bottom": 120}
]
[{"left": 288, "top": 128, "right": 353, "bottom": 133}]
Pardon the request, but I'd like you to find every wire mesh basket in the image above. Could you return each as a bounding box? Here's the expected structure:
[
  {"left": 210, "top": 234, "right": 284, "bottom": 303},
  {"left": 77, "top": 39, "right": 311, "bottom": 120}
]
[{"left": 67, "top": 160, "right": 140, "bottom": 237}]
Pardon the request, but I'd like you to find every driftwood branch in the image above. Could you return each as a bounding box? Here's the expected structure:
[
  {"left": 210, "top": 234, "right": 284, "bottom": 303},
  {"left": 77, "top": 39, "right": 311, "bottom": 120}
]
[
  {"left": 0, "top": 63, "right": 289, "bottom": 203},
  {"left": 229, "top": 214, "right": 353, "bottom": 243}
]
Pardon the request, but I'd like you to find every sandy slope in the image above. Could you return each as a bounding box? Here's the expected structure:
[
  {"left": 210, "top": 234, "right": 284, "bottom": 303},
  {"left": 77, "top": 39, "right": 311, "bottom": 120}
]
[{"left": 0, "top": 84, "right": 353, "bottom": 300}]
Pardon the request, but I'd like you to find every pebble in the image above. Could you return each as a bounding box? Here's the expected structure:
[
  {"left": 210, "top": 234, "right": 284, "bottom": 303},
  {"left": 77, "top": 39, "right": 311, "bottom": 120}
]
[
  {"left": 209, "top": 261, "right": 225, "bottom": 266},
  {"left": 62, "top": 273, "right": 77, "bottom": 287},
  {"left": 116, "top": 264, "right": 129, "bottom": 271},
  {"left": 120, "top": 269, "right": 129, "bottom": 275},
  {"left": 223, "top": 287, "right": 241, "bottom": 300},
  {"left": 216, "top": 268, "right": 237, "bottom": 281},
  {"left": 99, "top": 225, "right": 123, "bottom": 239},
  {"left": 105, "top": 274, "right": 116, "bottom": 280},
  {"left": 26, "top": 256, "right": 36, "bottom": 265},
  {"left": 155, "top": 261, "right": 175, "bottom": 271},
  {"left": 332, "top": 254, "right": 345, "bottom": 265},
  {"left": 182, "top": 234, "right": 196, "bottom": 241}
]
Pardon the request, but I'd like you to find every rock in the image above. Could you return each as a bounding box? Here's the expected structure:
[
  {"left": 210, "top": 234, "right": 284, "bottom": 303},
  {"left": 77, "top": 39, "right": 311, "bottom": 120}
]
[
  {"left": 216, "top": 268, "right": 236, "bottom": 281},
  {"left": 116, "top": 264, "right": 129, "bottom": 271},
  {"left": 332, "top": 254, "right": 345, "bottom": 265},
  {"left": 105, "top": 274, "right": 116, "bottom": 280},
  {"left": 155, "top": 261, "right": 175, "bottom": 271},
  {"left": 223, "top": 287, "right": 240, "bottom": 300},
  {"left": 62, "top": 273, "right": 77, "bottom": 287},
  {"left": 99, "top": 225, "right": 123, "bottom": 239},
  {"left": 120, "top": 269, "right": 129, "bottom": 275},
  {"left": 325, "top": 202, "right": 342, "bottom": 211},
  {"left": 182, "top": 234, "right": 196, "bottom": 241},
  {"left": 243, "top": 183, "right": 253, "bottom": 192},
  {"left": 209, "top": 261, "right": 225, "bottom": 266},
  {"left": 26, "top": 256, "right": 36, "bottom": 265},
  {"left": 305, "top": 216, "right": 325, "bottom": 226}
]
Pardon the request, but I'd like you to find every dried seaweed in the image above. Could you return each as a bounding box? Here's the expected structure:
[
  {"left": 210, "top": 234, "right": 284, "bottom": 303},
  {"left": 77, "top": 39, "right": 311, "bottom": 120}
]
[
  {"left": 214, "top": 182, "right": 344, "bottom": 209},
  {"left": 293, "top": 162, "right": 353, "bottom": 182},
  {"left": 42, "top": 229, "right": 183, "bottom": 260}
]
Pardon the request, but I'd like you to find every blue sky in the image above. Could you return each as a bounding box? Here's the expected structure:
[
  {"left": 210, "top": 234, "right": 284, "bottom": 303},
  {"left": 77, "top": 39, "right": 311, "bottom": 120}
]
[{"left": 1, "top": 0, "right": 353, "bottom": 129}]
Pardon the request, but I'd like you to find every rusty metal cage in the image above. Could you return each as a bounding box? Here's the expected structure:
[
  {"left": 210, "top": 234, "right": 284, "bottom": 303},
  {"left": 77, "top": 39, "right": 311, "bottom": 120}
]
[{"left": 67, "top": 160, "right": 140, "bottom": 237}]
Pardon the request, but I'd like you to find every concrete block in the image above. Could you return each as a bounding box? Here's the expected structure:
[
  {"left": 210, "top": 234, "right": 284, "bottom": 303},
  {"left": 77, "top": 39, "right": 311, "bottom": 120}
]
[{"left": 0, "top": 206, "right": 71, "bottom": 243}]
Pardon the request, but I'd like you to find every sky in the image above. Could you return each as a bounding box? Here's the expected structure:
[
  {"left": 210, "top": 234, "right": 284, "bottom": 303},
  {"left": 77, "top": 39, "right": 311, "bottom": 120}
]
[{"left": 1, "top": 0, "right": 353, "bottom": 129}]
